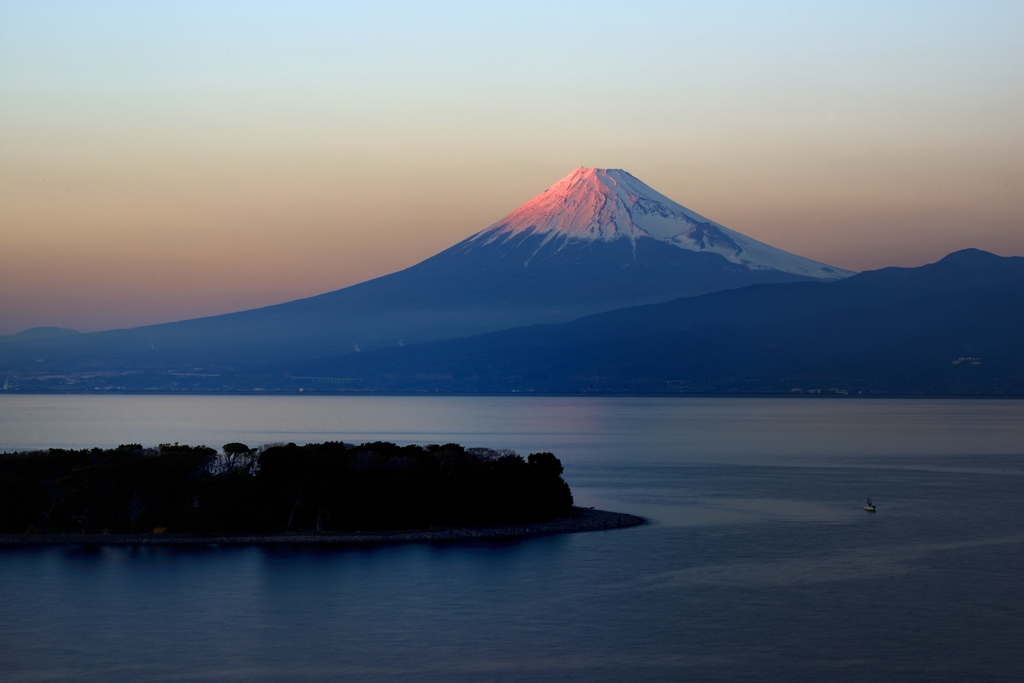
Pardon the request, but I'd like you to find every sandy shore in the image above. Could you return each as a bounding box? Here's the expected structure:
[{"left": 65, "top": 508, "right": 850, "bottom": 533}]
[{"left": 0, "top": 507, "right": 645, "bottom": 546}]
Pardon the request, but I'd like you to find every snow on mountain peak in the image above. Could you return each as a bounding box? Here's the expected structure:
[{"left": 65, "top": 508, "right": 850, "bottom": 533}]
[{"left": 466, "top": 167, "right": 853, "bottom": 280}]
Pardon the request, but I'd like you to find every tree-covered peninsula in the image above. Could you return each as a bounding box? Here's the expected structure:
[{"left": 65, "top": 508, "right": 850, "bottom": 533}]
[{"left": 0, "top": 441, "right": 574, "bottom": 536}]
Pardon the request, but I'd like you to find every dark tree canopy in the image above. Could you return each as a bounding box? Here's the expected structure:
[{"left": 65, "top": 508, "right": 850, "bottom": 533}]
[{"left": 0, "top": 441, "right": 573, "bottom": 535}]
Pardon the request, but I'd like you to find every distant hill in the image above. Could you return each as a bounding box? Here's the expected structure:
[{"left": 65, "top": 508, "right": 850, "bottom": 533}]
[
  {"left": 285, "top": 249, "right": 1024, "bottom": 395},
  {"left": 0, "top": 168, "right": 848, "bottom": 379}
]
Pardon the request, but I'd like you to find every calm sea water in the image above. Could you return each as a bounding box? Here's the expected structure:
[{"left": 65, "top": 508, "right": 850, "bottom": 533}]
[{"left": 1, "top": 395, "right": 1023, "bottom": 682}]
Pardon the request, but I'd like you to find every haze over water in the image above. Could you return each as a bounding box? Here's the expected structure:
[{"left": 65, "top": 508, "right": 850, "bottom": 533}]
[{"left": 2, "top": 395, "right": 1023, "bottom": 682}]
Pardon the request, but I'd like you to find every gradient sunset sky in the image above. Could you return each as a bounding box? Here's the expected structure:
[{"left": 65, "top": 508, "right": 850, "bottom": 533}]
[{"left": 2, "top": 1, "right": 1022, "bottom": 334}]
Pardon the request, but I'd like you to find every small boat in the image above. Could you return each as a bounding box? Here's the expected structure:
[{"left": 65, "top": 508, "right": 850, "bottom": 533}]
[{"left": 864, "top": 498, "right": 876, "bottom": 512}]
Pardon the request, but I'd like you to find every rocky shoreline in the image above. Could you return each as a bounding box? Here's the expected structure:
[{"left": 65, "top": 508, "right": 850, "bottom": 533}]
[{"left": 0, "top": 507, "right": 645, "bottom": 546}]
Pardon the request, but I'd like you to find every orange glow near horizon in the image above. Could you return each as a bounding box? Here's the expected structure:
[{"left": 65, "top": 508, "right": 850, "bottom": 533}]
[{"left": 3, "top": 155, "right": 1020, "bottom": 334}]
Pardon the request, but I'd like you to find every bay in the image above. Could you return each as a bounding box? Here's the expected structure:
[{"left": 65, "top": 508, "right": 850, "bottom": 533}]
[{"left": 1, "top": 395, "right": 1023, "bottom": 682}]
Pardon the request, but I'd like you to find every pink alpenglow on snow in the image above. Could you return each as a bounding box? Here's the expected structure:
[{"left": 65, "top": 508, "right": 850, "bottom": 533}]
[{"left": 467, "top": 168, "right": 853, "bottom": 280}]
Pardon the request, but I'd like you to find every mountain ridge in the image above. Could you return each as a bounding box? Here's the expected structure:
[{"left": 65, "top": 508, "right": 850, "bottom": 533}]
[
  {"left": 282, "top": 249, "right": 1024, "bottom": 395},
  {"left": 5, "top": 249, "right": 1020, "bottom": 395}
]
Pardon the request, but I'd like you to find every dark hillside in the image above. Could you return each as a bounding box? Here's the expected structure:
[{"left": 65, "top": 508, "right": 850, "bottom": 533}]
[{"left": 292, "top": 250, "right": 1024, "bottom": 395}]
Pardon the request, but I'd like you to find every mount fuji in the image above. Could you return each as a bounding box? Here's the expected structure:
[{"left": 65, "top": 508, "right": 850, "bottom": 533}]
[{"left": 1, "top": 168, "right": 853, "bottom": 378}]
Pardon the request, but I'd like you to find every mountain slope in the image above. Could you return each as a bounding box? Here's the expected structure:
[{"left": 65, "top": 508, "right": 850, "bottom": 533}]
[
  {"left": 291, "top": 250, "right": 1024, "bottom": 395},
  {"left": 1, "top": 168, "right": 851, "bottom": 376}
]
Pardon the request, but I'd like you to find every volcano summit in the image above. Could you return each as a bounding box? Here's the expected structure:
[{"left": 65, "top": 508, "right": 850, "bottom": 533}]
[
  {"left": 1, "top": 168, "right": 853, "bottom": 378},
  {"left": 461, "top": 167, "right": 846, "bottom": 281}
]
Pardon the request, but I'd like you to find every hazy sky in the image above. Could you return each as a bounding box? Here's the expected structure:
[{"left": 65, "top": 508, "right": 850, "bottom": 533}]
[{"left": 2, "top": 1, "right": 1022, "bottom": 334}]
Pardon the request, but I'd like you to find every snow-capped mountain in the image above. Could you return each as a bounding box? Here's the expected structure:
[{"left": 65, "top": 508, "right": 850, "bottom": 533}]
[
  {"left": 462, "top": 167, "right": 850, "bottom": 280},
  {"left": 2, "top": 167, "right": 855, "bottom": 375}
]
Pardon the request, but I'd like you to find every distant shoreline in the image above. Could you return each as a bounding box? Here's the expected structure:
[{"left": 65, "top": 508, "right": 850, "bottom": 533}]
[
  {"left": 2, "top": 391, "right": 1021, "bottom": 399},
  {"left": 0, "top": 507, "right": 645, "bottom": 547}
]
